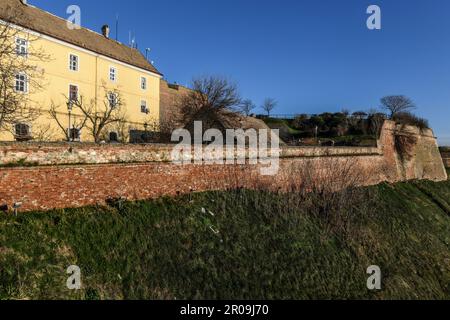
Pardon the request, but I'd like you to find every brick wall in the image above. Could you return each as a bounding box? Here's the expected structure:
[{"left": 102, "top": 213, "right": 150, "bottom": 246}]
[
  {"left": 0, "top": 121, "right": 447, "bottom": 212},
  {"left": 440, "top": 150, "right": 450, "bottom": 168},
  {"left": 159, "top": 80, "right": 192, "bottom": 127}
]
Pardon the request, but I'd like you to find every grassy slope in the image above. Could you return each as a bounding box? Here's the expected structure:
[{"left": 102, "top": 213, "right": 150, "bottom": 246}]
[
  {"left": 1, "top": 171, "right": 449, "bottom": 300},
  {"left": 263, "top": 118, "right": 376, "bottom": 146}
]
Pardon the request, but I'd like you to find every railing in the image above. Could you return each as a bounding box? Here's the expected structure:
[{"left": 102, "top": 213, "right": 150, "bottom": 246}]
[{"left": 256, "top": 113, "right": 380, "bottom": 120}]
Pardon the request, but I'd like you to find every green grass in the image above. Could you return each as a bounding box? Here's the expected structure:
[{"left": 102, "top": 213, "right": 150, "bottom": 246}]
[
  {"left": 263, "top": 118, "right": 302, "bottom": 135},
  {"left": 262, "top": 118, "right": 377, "bottom": 145},
  {"left": 1, "top": 174, "right": 450, "bottom": 300}
]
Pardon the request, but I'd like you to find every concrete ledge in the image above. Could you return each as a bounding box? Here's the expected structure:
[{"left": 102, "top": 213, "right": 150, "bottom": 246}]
[{"left": 0, "top": 142, "right": 382, "bottom": 167}]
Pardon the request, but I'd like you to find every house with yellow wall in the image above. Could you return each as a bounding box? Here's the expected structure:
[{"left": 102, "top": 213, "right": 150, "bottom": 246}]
[{"left": 0, "top": 0, "right": 163, "bottom": 142}]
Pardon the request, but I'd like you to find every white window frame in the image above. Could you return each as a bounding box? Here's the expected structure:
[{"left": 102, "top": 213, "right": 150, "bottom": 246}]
[
  {"left": 15, "top": 73, "right": 28, "bottom": 93},
  {"left": 141, "top": 76, "right": 147, "bottom": 90},
  {"left": 15, "top": 37, "right": 28, "bottom": 57},
  {"left": 108, "top": 92, "right": 119, "bottom": 109},
  {"left": 109, "top": 66, "right": 117, "bottom": 82},
  {"left": 14, "top": 122, "right": 32, "bottom": 138},
  {"left": 69, "top": 53, "right": 79, "bottom": 71},
  {"left": 68, "top": 84, "right": 79, "bottom": 102},
  {"left": 140, "top": 100, "right": 148, "bottom": 114},
  {"left": 67, "top": 127, "right": 82, "bottom": 142}
]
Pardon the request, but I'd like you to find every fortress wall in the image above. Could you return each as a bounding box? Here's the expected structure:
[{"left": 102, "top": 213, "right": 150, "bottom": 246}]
[{"left": 0, "top": 121, "right": 446, "bottom": 212}]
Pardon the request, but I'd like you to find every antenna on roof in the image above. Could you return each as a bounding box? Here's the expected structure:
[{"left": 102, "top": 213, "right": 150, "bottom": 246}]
[{"left": 129, "top": 30, "right": 137, "bottom": 48}]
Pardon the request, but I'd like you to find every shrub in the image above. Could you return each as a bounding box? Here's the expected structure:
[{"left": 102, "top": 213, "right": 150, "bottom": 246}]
[{"left": 392, "top": 112, "right": 429, "bottom": 130}]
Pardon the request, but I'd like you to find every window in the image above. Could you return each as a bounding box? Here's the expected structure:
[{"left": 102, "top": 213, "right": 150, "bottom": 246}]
[
  {"left": 15, "top": 123, "right": 31, "bottom": 138},
  {"left": 69, "top": 54, "right": 79, "bottom": 71},
  {"left": 15, "top": 37, "right": 28, "bottom": 56},
  {"left": 68, "top": 128, "right": 81, "bottom": 141},
  {"left": 109, "top": 67, "right": 117, "bottom": 82},
  {"left": 109, "top": 132, "right": 119, "bottom": 142},
  {"left": 69, "top": 85, "right": 78, "bottom": 102},
  {"left": 140, "top": 100, "right": 148, "bottom": 114},
  {"left": 108, "top": 92, "right": 118, "bottom": 109},
  {"left": 141, "top": 77, "right": 147, "bottom": 90},
  {"left": 15, "top": 73, "right": 28, "bottom": 93}
]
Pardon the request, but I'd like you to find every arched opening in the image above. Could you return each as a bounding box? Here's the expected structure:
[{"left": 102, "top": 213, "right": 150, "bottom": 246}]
[
  {"left": 109, "top": 131, "right": 119, "bottom": 142},
  {"left": 14, "top": 123, "right": 31, "bottom": 141}
]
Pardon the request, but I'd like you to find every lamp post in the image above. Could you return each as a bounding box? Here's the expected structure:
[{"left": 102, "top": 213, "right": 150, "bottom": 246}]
[
  {"left": 314, "top": 126, "right": 318, "bottom": 144},
  {"left": 67, "top": 100, "right": 73, "bottom": 142},
  {"left": 143, "top": 122, "right": 148, "bottom": 143}
]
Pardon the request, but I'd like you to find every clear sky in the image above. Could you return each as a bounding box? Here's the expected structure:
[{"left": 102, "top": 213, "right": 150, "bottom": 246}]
[{"left": 30, "top": 0, "right": 450, "bottom": 145}]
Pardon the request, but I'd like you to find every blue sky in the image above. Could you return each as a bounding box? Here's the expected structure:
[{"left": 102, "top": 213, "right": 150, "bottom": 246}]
[{"left": 30, "top": 0, "right": 450, "bottom": 145}]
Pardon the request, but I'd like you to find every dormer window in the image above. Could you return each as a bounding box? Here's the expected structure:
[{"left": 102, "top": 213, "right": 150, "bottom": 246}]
[
  {"left": 109, "top": 67, "right": 117, "bottom": 82},
  {"left": 15, "top": 37, "right": 28, "bottom": 57}
]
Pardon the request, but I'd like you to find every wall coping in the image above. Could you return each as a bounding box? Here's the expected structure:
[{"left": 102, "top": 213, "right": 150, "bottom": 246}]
[{"left": 0, "top": 120, "right": 438, "bottom": 168}]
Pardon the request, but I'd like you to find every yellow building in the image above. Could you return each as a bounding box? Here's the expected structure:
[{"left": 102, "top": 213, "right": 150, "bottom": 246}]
[{"left": 0, "top": 0, "right": 163, "bottom": 142}]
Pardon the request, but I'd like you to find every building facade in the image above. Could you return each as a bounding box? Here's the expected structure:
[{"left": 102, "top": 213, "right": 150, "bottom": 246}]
[{"left": 0, "top": 0, "right": 162, "bottom": 142}]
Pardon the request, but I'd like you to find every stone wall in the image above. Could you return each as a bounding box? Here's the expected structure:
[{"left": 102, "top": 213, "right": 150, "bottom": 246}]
[
  {"left": 159, "top": 80, "right": 192, "bottom": 127},
  {"left": 0, "top": 121, "right": 447, "bottom": 212},
  {"left": 444, "top": 158, "right": 450, "bottom": 168},
  {"left": 440, "top": 148, "right": 450, "bottom": 168}
]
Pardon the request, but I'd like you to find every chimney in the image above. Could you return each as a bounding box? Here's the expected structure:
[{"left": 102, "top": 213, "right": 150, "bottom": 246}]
[{"left": 101, "top": 25, "right": 110, "bottom": 38}]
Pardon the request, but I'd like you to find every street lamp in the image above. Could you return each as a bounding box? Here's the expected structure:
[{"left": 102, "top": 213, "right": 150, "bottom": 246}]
[
  {"left": 143, "top": 122, "right": 149, "bottom": 144},
  {"left": 314, "top": 126, "right": 318, "bottom": 144},
  {"left": 67, "top": 100, "right": 73, "bottom": 142}
]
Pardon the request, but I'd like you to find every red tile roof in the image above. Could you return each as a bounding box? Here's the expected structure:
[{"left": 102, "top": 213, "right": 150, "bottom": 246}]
[{"left": 0, "top": 0, "right": 162, "bottom": 75}]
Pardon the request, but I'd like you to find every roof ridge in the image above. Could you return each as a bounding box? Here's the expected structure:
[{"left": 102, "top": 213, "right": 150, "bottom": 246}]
[
  {"left": 26, "top": 1, "right": 126, "bottom": 47},
  {"left": 3, "top": 0, "right": 162, "bottom": 75}
]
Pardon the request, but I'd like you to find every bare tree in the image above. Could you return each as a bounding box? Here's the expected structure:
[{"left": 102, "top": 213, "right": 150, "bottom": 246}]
[
  {"left": 0, "top": 5, "right": 50, "bottom": 138},
  {"left": 76, "top": 86, "right": 128, "bottom": 143},
  {"left": 31, "top": 123, "right": 58, "bottom": 142},
  {"left": 381, "top": 95, "right": 415, "bottom": 119},
  {"left": 261, "top": 98, "right": 277, "bottom": 117},
  {"left": 239, "top": 99, "right": 256, "bottom": 117},
  {"left": 48, "top": 101, "right": 88, "bottom": 141},
  {"left": 179, "top": 76, "right": 242, "bottom": 131},
  {"left": 49, "top": 85, "right": 128, "bottom": 143}
]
